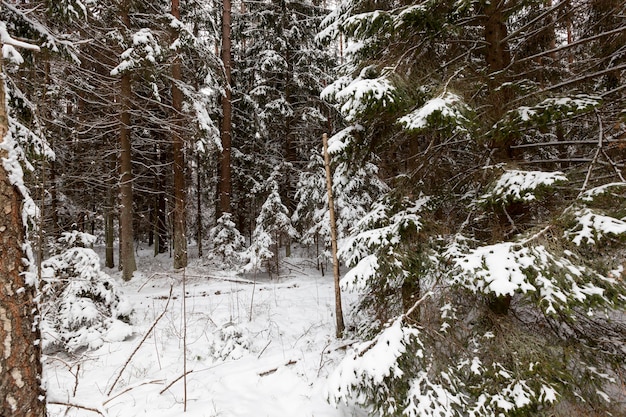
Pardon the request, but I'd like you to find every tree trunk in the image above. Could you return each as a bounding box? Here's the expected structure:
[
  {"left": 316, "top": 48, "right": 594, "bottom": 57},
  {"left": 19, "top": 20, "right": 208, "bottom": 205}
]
[
  {"left": 171, "top": 0, "right": 187, "bottom": 269},
  {"left": 483, "top": 1, "right": 513, "bottom": 161},
  {"left": 105, "top": 152, "right": 115, "bottom": 269},
  {"left": 219, "top": 0, "right": 233, "bottom": 215},
  {"left": 196, "top": 153, "right": 203, "bottom": 257},
  {"left": 0, "top": 55, "right": 47, "bottom": 417},
  {"left": 322, "top": 133, "right": 345, "bottom": 338},
  {"left": 119, "top": 0, "right": 137, "bottom": 280},
  {"left": 153, "top": 144, "right": 168, "bottom": 256}
]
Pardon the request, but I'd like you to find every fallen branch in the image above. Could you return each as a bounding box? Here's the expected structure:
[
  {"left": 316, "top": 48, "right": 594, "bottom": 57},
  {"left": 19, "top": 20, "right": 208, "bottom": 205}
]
[
  {"left": 103, "top": 379, "right": 164, "bottom": 406},
  {"left": 159, "top": 370, "right": 194, "bottom": 395},
  {"left": 48, "top": 401, "right": 107, "bottom": 416},
  {"left": 258, "top": 359, "right": 297, "bottom": 377},
  {"left": 107, "top": 285, "right": 173, "bottom": 395},
  {"left": 257, "top": 340, "right": 271, "bottom": 359}
]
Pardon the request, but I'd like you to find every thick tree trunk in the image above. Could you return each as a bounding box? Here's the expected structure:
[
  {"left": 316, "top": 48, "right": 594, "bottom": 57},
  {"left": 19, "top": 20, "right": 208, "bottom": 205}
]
[
  {"left": 219, "top": 0, "right": 233, "bottom": 215},
  {"left": 483, "top": 1, "right": 513, "bottom": 161},
  {"left": 171, "top": 0, "right": 187, "bottom": 269},
  {"left": 119, "top": 1, "right": 136, "bottom": 280},
  {"left": 0, "top": 57, "right": 47, "bottom": 417},
  {"left": 322, "top": 133, "right": 345, "bottom": 338}
]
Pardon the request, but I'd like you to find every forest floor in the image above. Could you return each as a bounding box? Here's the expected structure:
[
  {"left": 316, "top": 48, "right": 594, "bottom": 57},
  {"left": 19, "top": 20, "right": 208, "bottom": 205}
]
[{"left": 44, "top": 246, "right": 366, "bottom": 417}]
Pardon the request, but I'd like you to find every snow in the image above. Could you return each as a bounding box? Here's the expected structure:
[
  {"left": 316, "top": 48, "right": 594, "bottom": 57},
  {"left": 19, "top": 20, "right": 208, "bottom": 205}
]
[
  {"left": 398, "top": 92, "right": 467, "bottom": 131},
  {"left": 322, "top": 71, "right": 396, "bottom": 122},
  {"left": 450, "top": 242, "right": 537, "bottom": 297},
  {"left": 327, "top": 125, "right": 364, "bottom": 155},
  {"left": 0, "top": 21, "right": 41, "bottom": 52},
  {"left": 512, "top": 95, "right": 601, "bottom": 122},
  {"left": 44, "top": 248, "right": 365, "bottom": 417},
  {"left": 327, "top": 318, "right": 419, "bottom": 404},
  {"left": 111, "top": 29, "right": 162, "bottom": 76},
  {"left": 580, "top": 182, "right": 626, "bottom": 202},
  {"left": 565, "top": 208, "right": 626, "bottom": 246},
  {"left": 480, "top": 169, "right": 568, "bottom": 204}
]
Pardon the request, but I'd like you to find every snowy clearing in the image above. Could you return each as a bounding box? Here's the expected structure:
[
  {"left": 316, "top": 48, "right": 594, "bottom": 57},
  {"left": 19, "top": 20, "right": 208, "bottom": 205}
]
[{"left": 44, "top": 248, "right": 365, "bottom": 417}]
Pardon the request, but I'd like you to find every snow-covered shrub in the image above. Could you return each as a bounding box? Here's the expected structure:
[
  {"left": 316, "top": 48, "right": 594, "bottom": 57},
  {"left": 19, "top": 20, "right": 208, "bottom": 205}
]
[
  {"left": 40, "top": 231, "right": 133, "bottom": 352},
  {"left": 206, "top": 323, "right": 249, "bottom": 361},
  {"left": 208, "top": 213, "right": 245, "bottom": 267}
]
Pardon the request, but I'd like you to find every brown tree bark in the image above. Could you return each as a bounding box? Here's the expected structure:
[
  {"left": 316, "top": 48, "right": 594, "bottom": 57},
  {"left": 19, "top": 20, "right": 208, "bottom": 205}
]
[
  {"left": 171, "top": 0, "right": 187, "bottom": 269},
  {"left": 219, "top": 0, "right": 233, "bottom": 215},
  {"left": 483, "top": 0, "right": 514, "bottom": 162},
  {"left": 196, "top": 153, "right": 203, "bottom": 257},
  {"left": 0, "top": 55, "right": 47, "bottom": 417},
  {"left": 119, "top": 0, "right": 137, "bottom": 280}
]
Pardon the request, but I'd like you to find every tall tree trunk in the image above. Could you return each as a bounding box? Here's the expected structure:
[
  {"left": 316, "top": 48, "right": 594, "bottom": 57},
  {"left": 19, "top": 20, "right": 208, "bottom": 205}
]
[
  {"left": 219, "top": 0, "right": 233, "bottom": 215},
  {"left": 196, "top": 153, "right": 203, "bottom": 257},
  {"left": 49, "top": 158, "right": 59, "bottom": 238},
  {"left": 483, "top": 1, "right": 513, "bottom": 161},
  {"left": 483, "top": 2, "right": 513, "bottom": 314},
  {"left": 0, "top": 55, "right": 47, "bottom": 417},
  {"left": 119, "top": 1, "right": 137, "bottom": 280},
  {"left": 171, "top": 0, "right": 187, "bottom": 269},
  {"left": 105, "top": 154, "right": 115, "bottom": 268},
  {"left": 322, "top": 133, "right": 345, "bottom": 338},
  {"left": 154, "top": 143, "right": 168, "bottom": 255}
]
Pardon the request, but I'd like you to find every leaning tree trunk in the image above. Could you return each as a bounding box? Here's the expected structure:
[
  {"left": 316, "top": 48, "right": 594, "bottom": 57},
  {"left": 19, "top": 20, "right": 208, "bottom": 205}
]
[
  {"left": 171, "top": 0, "right": 187, "bottom": 269},
  {"left": 0, "top": 55, "right": 47, "bottom": 417}
]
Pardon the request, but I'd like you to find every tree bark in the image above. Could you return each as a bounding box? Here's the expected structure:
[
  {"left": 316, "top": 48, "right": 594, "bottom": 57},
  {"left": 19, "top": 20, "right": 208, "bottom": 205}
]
[
  {"left": 105, "top": 153, "right": 115, "bottom": 268},
  {"left": 322, "top": 133, "right": 345, "bottom": 338},
  {"left": 196, "top": 153, "right": 203, "bottom": 257},
  {"left": 219, "top": 0, "right": 233, "bottom": 215},
  {"left": 0, "top": 55, "right": 47, "bottom": 417},
  {"left": 483, "top": 1, "right": 514, "bottom": 161},
  {"left": 119, "top": 0, "right": 137, "bottom": 280},
  {"left": 171, "top": 0, "right": 187, "bottom": 269}
]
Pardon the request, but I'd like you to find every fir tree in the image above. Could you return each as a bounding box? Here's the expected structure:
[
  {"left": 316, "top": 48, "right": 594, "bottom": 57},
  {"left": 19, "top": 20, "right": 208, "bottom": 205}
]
[{"left": 321, "top": 0, "right": 626, "bottom": 415}]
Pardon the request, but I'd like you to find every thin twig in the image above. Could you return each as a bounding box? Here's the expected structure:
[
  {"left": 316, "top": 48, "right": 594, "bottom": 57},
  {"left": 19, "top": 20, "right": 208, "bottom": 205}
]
[
  {"left": 502, "top": 203, "right": 518, "bottom": 233},
  {"left": 257, "top": 340, "right": 272, "bottom": 359},
  {"left": 578, "top": 110, "right": 604, "bottom": 198},
  {"left": 159, "top": 370, "right": 194, "bottom": 395},
  {"left": 402, "top": 291, "right": 433, "bottom": 321},
  {"left": 48, "top": 401, "right": 107, "bottom": 416},
  {"left": 317, "top": 339, "right": 332, "bottom": 378},
  {"left": 517, "top": 225, "right": 552, "bottom": 246},
  {"left": 103, "top": 379, "right": 164, "bottom": 405},
  {"left": 107, "top": 285, "right": 173, "bottom": 396}
]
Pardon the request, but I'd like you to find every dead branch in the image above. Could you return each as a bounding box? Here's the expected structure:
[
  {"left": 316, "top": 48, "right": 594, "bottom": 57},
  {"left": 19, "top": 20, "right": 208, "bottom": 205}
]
[
  {"left": 103, "top": 379, "right": 164, "bottom": 405},
  {"left": 107, "top": 285, "right": 173, "bottom": 396},
  {"left": 159, "top": 370, "right": 194, "bottom": 395},
  {"left": 48, "top": 401, "right": 107, "bottom": 416},
  {"left": 258, "top": 359, "right": 298, "bottom": 377}
]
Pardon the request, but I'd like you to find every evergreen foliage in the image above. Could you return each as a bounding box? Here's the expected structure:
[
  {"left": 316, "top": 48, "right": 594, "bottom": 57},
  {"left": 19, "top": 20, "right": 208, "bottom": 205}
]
[
  {"left": 209, "top": 213, "right": 246, "bottom": 267},
  {"left": 40, "top": 232, "right": 133, "bottom": 352},
  {"left": 321, "top": 0, "right": 626, "bottom": 415}
]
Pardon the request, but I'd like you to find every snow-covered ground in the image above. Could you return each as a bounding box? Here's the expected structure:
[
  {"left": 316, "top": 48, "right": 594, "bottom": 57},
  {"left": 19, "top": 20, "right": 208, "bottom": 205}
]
[{"left": 44, "top": 248, "right": 365, "bottom": 417}]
